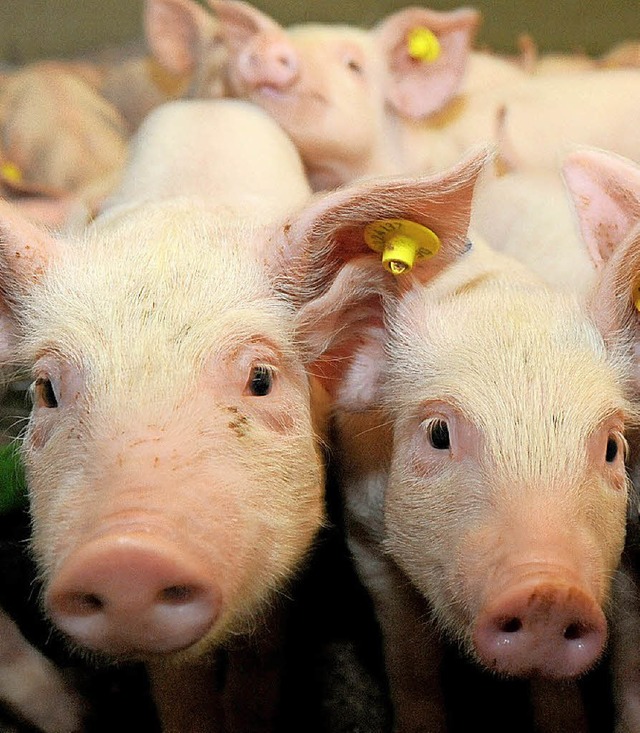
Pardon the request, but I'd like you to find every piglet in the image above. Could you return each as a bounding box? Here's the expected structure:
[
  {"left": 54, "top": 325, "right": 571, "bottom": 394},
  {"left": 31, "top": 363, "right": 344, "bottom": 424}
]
[
  {"left": 0, "top": 98, "right": 332, "bottom": 732},
  {"left": 275, "top": 148, "right": 636, "bottom": 730},
  {"left": 99, "top": 0, "right": 226, "bottom": 129},
  {"left": 211, "top": 0, "right": 640, "bottom": 189},
  {"left": 0, "top": 62, "right": 129, "bottom": 224}
]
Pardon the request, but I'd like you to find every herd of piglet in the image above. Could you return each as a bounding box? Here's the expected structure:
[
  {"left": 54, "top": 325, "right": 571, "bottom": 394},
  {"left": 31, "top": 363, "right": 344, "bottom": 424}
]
[{"left": 1, "top": 1, "right": 640, "bottom": 731}]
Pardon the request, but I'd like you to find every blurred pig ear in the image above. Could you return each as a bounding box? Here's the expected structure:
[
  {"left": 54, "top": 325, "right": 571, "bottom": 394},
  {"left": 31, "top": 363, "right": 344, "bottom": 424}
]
[
  {"left": 274, "top": 147, "right": 489, "bottom": 400},
  {"left": 145, "top": 0, "right": 219, "bottom": 76},
  {"left": 376, "top": 6, "right": 481, "bottom": 120},
  {"left": 0, "top": 199, "right": 59, "bottom": 297},
  {"left": 562, "top": 148, "right": 640, "bottom": 270},
  {"left": 209, "top": 0, "right": 283, "bottom": 50},
  {"left": 0, "top": 199, "right": 60, "bottom": 362}
]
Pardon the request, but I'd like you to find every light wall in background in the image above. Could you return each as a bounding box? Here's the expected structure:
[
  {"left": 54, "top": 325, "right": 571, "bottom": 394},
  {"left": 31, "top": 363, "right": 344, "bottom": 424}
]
[{"left": 1, "top": 0, "right": 638, "bottom": 63}]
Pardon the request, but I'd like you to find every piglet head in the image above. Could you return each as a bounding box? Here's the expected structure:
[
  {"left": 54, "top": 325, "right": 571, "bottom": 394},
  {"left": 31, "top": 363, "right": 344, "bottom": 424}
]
[{"left": 212, "top": 1, "right": 480, "bottom": 187}]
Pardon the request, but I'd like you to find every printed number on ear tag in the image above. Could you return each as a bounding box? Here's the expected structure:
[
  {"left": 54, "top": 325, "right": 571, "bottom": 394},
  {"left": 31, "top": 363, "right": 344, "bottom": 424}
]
[{"left": 364, "top": 219, "right": 441, "bottom": 276}]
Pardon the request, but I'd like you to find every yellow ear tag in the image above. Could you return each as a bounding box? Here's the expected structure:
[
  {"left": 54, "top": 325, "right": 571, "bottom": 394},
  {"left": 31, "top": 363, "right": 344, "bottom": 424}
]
[
  {"left": 634, "top": 282, "right": 640, "bottom": 312},
  {"left": 0, "top": 162, "right": 23, "bottom": 184},
  {"left": 407, "top": 27, "right": 441, "bottom": 63},
  {"left": 364, "top": 219, "right": 441, "bottom": 276}
]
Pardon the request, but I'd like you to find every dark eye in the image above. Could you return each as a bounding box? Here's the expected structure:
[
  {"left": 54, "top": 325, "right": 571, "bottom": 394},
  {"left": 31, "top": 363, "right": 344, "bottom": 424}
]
[
  {"left": 34, "top": 377, "right": 58, "bottom": 408},
  {"left": 606, "top": 436, "right": 619, "bottom": 463},
  {"left": 345, "top": 57, "right": 363, "bottom": 74},
  {"left": 426, "top": 419, "right": 450, "bottom": 450},
  {"left": 247, "top": 365, "right": 274, "bottom": 397}
]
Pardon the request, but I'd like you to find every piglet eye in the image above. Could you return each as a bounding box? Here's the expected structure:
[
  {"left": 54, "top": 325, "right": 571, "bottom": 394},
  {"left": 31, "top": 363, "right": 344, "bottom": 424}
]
[
  {"left": 247, "top": 365, "right": 274, "bottom": 397},
  {"left": 606, "top": 436, "right": 619, "bottom": 463},
  {"left": 34, "top": 377, "right": 58, "bottom": 409},
  {"left": 426, "top": 419, "right": 450, "bottom": 450},
  {"left": 345, "top": 57, "right": 363, "bottom": 74}
]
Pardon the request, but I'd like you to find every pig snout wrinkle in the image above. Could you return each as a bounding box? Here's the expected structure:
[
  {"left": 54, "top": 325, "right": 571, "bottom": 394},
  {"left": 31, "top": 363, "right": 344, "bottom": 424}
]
[
  {"left": 46, "top": 535, "right": 218, "bottom": 657},
  {"left": 472, "top": 581, "right": 606, "bottom": 678}
]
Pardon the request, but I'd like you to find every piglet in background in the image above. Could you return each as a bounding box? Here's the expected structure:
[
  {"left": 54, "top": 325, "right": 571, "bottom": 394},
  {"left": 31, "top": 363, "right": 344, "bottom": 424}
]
[
  {"left": 99, "top": 0, "right": 227, "bottom": 129},
  {"left": 0, "top": 98, "right": 335, "bottom": 732},
  {"left": 209, "top": 0, "right": 640, "bottom": 189},
  {"left": 275, "top": 148, "right": 638, "bottom": 731},
  {"left": 0, "top": 0, "right": 226, "bottom": 226},
  {"left": 0, "top": 62, "right": 129, "bottom": 226}
]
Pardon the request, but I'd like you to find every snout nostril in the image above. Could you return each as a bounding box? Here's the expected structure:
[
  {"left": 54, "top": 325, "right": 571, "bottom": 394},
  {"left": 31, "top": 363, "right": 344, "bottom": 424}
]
[
  {"left": 564, "top": 622, "right": 587, "bottom": 640},
  {"left": 499, "top": 617, "right": 522, "bottom": 633},
  {"left": 158, "top": 585, "right": 197, "bottom": 604},
  {"left": 277, "top": 55, "right": 292, "bottom": 67},
  {"left": 60, "top": 592, "right": 105, "bottom": 616}
]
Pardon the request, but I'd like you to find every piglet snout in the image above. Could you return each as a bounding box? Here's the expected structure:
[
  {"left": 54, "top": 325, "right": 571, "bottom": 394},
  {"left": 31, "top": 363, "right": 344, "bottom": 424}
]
[
  {"left": 238, "top": 38, "right": 299, "bottom": 90},
  {"left": 473, "top": 580, "right": 606, "bottom": 678},
  {"left": 46, "top": 535, "right": 218, "bottom": 657}
]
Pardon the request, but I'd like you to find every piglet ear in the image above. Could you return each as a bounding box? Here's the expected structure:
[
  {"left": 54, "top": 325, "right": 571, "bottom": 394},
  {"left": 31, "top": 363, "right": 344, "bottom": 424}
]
[
  {"left": 376, "top": 6, "right": 481, "bottom": 120},
  {"left": 277, "top": 145, "right": 489, "bottom": 298},
  {"left": 588, "top": 225, "right": 640, "bottom": 391},
  {"left": 274, "top": 147, "right": 489, "bottom": 401},
  {"left": 562, "top": 148, "right": 640, "bottom": 270},
  {"left": 576, "top": 152, "right": 640, "bottom": 391},
  {"left": 145, "top": 0, "right": 219, "bottom": 76},
  {"left": 0, "top": 198, "right": 60, "bottom": 364},
  {"left": 210, "top": 0, "right": 283, "bottom": 51},
  {"left": 0, "top": 198, "right": 59, "bottom": 297}
]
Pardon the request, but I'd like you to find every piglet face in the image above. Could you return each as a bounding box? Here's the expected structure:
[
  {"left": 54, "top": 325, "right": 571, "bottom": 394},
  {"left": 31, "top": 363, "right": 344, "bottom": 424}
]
[
  {"left": 382, "top": 284, "right": 630, "bottom": 678},
  {"left": 15, "top": 205, "right": 325, "bottom": 660},
  {"left": 226, "top": 25, "right": 385, "bottom": 184}
]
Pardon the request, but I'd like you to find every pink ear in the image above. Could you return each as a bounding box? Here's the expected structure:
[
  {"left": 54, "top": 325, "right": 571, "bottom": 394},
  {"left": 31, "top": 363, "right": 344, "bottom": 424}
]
[
  {"left": 588, "top": 223, "right": 640, "bottom": 392},
  {"left": 145, "top": 0, "right": 218, "bottom": 76},
  {"left": 376, "top": 6, "right": 481, "bottom": 120},
  {"left": 209, "top": 0, "right": 283, "bottom": 52},
  {"left": 562, "top": 149, "right": 640, "bottom": 269},
  {"left": 276, "top": 147, "right": 489, "bottom": 397},
  {"left": 0, "top": 198, "right": 60, "bottom": 363},
  {"left": 0, "top": 198, "right": 59, "bottom": 295}
]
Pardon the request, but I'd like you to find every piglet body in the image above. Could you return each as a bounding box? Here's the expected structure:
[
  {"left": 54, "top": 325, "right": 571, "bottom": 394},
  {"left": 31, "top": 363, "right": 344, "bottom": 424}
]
[
  {"left": 280, "top": 149, "right": 640, "bottom": 729},
  {"left": 0, "top": 99, "right": 327, "bottom": 732},
  {"left": 212, "top": 0, "right": 640, "bottom": 188}
]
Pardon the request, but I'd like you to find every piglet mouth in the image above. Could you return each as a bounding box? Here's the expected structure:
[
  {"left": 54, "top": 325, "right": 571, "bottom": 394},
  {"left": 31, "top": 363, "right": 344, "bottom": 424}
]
[{"left": 254, "top": 84, "right": 327, "bottom": 108}]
